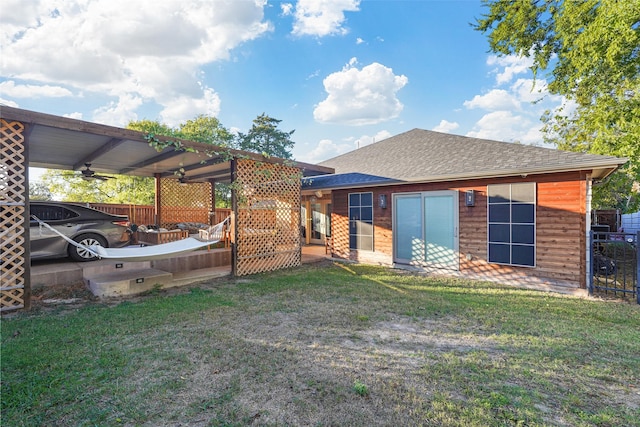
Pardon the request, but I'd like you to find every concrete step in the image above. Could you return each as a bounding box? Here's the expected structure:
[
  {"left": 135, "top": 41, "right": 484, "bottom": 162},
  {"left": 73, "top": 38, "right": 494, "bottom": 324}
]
[
  {"left": 86, "top": 268, "right": 173, "bottom": 298},
  {"left": 83, "top": 260, "right": 152, "bottom": 277}
]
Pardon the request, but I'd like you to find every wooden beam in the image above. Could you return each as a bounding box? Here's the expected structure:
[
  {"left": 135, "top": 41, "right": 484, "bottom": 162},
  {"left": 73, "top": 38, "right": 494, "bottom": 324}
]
[
  {"left": 230, "top": 158, "right": 237, "bottom": 277},
  {"left": 154, "top": 173, "right": 162, "bottom": 227},
  {"left": 73, "top": 137, "right": 125, "bottom": 170},
  {"left": 118, "top": 149, "right": 186, "bottom": 174}
]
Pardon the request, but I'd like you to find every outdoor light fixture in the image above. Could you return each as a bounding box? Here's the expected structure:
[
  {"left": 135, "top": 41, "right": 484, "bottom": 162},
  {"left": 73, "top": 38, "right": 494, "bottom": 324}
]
[
  {"left": 379, "top": 194, "right": 387, "bottom": 209},
  {"left": 465, "top": 190, "right": 475, "bottom": 207}
]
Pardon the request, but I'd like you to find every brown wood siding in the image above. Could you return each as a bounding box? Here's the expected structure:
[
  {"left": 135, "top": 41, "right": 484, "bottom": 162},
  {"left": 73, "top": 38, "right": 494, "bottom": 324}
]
[{"left": 330, "top": 171, "right": 588, "bottom": 288}]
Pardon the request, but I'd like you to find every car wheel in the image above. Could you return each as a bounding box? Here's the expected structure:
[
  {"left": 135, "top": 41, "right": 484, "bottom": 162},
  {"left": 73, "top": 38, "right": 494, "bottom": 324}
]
[{"left": 69, "top": 233, "right": 107, "bottom": 262}]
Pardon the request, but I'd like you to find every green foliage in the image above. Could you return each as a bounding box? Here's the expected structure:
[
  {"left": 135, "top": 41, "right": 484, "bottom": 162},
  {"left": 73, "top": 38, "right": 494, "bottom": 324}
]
[
  {"left": 236, "top": 113, "right": 295, "bottom": 159},
  {"left": 126, "top": 119, "right": 178, "bottom": 137},
  {"left": 42, "top": 169, "right": 154, "bottom": 204},
  {"left": 128, "top": 115, "right": 237, "bottom": 207},
  {"left": 352, "top": 380, "right": 369, "bottom": 397},
  {"left": 28, "top": 181, "right": 53, "bottom": 200},
  {"left": 476, "top": 0, "right": 640, "bottom": 212},
  {"left": 178, "top": 115, "right": 234, "bottom": 146}
]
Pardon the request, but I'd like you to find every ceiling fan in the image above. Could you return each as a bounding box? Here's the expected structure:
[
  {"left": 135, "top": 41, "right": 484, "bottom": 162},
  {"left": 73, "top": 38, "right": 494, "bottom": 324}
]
[{"left": 80, "top": 163, "right": 112, "bottom": 181}]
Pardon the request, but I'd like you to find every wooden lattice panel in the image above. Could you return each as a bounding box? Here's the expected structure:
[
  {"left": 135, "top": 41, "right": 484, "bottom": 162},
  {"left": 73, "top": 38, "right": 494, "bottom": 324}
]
[
  {"left": 235, "top": 159, "right": 301, "bottom": 276},
  {"left": 1, "top": 119, "right": 27, "bottom": 311},
  {"left": 159, "top": 179, "right": 212, "bottom": 228}
]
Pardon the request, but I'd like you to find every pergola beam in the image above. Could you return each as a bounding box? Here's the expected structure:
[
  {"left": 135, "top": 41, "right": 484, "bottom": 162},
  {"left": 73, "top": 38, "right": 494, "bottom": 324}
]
[{"left": 73, "top": 137, "right": 125, "bottom": 170}]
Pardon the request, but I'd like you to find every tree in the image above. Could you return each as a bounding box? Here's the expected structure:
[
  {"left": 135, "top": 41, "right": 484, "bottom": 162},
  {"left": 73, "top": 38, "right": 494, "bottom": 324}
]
[
  {"left": 127, "top": 115, "right": 235, "bottom": 207},
  {"left": 178, "top": 115, "right": 234, "bottom": 146},
  {"left": 236, "top": 113, "right": 296, "bottom": 159},
  {"left": 475, "top": 0, "right": 640, "bottom": 212},
  {"left": 29, "top": 181, "right": 53, "bottom": 201},
  {"left": 42, "top": 170, "right": 154, "bottom": 205}
]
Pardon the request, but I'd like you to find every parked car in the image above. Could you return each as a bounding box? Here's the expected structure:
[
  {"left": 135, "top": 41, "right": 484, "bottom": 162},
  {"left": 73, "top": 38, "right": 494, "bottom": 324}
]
[{"left": 30, "top": 202, "right": 129, "bottom": 261}]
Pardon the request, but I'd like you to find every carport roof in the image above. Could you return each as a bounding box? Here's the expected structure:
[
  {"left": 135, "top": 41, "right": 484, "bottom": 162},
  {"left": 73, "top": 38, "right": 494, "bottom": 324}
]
[{"left": 1, "top": 106, "right": 333, "bottom": 183}]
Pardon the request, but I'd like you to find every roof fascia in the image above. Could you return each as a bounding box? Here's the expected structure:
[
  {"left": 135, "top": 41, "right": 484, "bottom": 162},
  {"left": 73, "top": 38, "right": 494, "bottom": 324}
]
[{"left": 306, "top": 163, "right": 627, "bottom": 191}]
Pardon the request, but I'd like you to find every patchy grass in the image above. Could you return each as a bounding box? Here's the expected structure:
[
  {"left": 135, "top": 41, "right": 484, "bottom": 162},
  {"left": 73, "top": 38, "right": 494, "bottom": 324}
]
[{"left": 2, "top": 262, "right": 640, "bottom": 426}]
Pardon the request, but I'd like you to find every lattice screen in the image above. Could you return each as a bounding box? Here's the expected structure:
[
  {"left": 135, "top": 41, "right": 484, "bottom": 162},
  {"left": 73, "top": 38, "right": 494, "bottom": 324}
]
[
  {"left": 235, "top": 159, "right": 301, "bottom": 276},
  {"left": 1, "top": 119, "right": 27, "bottom": 311},
  {"left": 159, "top": 179, "right": 212, "bottom": 229}
]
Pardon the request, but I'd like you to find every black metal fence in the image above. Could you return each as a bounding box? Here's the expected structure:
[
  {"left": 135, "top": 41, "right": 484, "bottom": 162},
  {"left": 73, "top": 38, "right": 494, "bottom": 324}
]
[{"left": 589, "top": 230, "right": 640, "bottom": 304}]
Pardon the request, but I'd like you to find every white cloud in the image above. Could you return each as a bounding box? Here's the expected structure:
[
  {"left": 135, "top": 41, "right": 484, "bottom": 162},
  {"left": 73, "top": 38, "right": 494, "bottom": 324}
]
[
  {"left": 299, "top": 138, "right": 353, "bottom": 163},
  {"left": 314, "top": 60, "right": 408, "bottom": 125},
  {"left": 511, "top": 78, "right": 554, "bottom": 103},
  {"left": 466, "top": 111, "right": 542, "bottom": 144},
  {"left": 487, "top": 54, "right": 534, "bottom": 85},
  {"left": 92, "top": 94, "right": 144, "bottom": 126},
  {"left": 159, "top": 88, "right": 222, "bottom": 127},
  {"left": 351, "top": 130, "right": 392, "bottom": 148},
  {"left": 0, "top": 80, "right": 73, "bottom": 98},
  {"left": 281, "top": 3, "right": 294, "bottom": 16},
  {"left": 462, "top": 56, "right": 567, "bottom": 147},
  {"left": 299, "top": 130, "right": 391, "bottom": 163},
  {"left": 0, "top": 98, "right": 19, "bottom": 107},
  {"left": 291, "top": 0, "right": 360, "bottom": 37},
  {"left": 356, "top": 37, "right": 364, "bottom": 44},
  {"left": 432, "top": 120, "right": 459, "bottom": 133},
  {"left": 463, "top": 89, "right": 520, "bottom": 111},
  {"left": 63, "top": 112, "right": 83, "bottom": 120},
  {"left": 0, "top": 0, "right": 271, "bottom": 126}
]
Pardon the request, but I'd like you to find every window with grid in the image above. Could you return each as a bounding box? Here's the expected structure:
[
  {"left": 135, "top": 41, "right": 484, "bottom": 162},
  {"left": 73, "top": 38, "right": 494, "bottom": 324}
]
[
  {"left": 349, "top": 192, "right": 373, "bottom": 251},
  {"left": 487, "top": 183, "right": 536, "bottom": 267}
]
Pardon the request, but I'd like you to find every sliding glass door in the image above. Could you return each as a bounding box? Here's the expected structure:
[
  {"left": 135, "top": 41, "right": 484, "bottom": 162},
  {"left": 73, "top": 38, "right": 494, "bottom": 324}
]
[{"left": 393, "top": 191, "right": 458, "bottom": 270}]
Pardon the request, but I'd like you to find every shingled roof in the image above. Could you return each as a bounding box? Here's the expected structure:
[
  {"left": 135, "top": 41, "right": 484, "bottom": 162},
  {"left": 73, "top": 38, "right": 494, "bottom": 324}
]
[{"left": 318, "top": 129, "right": 626, "bottom": 184}]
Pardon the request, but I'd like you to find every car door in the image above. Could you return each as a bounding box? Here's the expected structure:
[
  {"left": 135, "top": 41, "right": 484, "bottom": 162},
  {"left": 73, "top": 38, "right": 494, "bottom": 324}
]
[{"left": 30, "top": 204, "right": 81, "bottom": 259}]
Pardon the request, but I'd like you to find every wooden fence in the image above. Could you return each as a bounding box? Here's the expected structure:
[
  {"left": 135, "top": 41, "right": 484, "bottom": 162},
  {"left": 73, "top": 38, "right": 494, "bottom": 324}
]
[{"left": 88, "top": 203, "right": 231, "bottom": 227}]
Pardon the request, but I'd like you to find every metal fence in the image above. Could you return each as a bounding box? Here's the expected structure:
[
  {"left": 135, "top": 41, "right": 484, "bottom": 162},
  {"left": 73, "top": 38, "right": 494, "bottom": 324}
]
[{"left": 589, "top": 230, "right": 640, "bottom": 304}]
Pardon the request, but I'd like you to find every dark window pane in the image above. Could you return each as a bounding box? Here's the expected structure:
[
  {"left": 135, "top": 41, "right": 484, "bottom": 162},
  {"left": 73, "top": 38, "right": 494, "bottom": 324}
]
[
  {"left": 512, "top": 204, "right": 534, "bottom": 224},
  {"left": 33, "top": 206, "right": 78, "bottom": 221},
  {"left": 512, "top": 224, "right": 534, "bottom": 244},
  {"left": 349, "top": 207, "right": 360, "bottom": 221},
  {"left": 349, "top": 220, "right": 357, "bottom": 235},
  {"left": 359, "top": 235, "right": 373, "bottom": 251},
  {"left": 360, "top": 192, "right": 373, "bottom": 206},
  {"left": 62, "top": 208, "right": 78, "bottom": 220},
  {"left": 488, "top": 184, "right": 510, "bottom": 204},
  {"left": 489, "top": 224, "right": 510, "bottom": 243},
  {"left": 511, "top": 183, "right": 535, "bottom": 203},
  {"left": 361, "top": 206, "right": 373, "bottom": 221},
  {"left": 489, "top": 243, "right": 510, "bottom": 263},
  {"left": 349, "top": 235, "right": 357, "bottom": 249},
  {"left": 512, "top": 245, "right": 535, "bottom": 266},
  {"left": 349, "top": 193, "right": 360, "bottom": 207},
  {"left": 489, "top": 204, "right": 510, "bottom": 223}
]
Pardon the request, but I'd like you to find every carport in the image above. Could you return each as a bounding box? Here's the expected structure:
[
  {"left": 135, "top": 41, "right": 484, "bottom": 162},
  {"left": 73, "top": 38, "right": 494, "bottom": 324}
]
[{"left": 0, "top": 106, "right": 332, "bottom": 311}]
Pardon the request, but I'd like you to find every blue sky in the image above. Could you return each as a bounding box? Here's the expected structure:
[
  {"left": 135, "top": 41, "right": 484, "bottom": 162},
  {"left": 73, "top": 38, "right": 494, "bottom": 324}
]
[{"left": 1, "top": 0, "right": 568, "bottom": 176}]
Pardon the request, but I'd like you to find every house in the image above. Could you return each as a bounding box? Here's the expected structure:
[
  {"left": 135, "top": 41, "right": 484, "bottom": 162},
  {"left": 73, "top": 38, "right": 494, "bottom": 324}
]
[{"left": 301, "top": 129, "right": 627, "bottom": 290}]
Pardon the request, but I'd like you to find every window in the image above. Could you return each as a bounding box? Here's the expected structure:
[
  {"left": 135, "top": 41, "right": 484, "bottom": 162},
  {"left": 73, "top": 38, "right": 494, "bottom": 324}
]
[
  {"left": 349, "top": 192, "right": 373, "bottom": 251},
  {"left": 30, "top": 205, "right": 79, "bottom": 221},
  {"left": 487, "top": 183, "right": 535, "bottom": 267}
]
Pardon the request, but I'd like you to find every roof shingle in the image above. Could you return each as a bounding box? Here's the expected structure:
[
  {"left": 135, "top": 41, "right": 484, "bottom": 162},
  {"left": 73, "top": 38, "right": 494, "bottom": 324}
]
[{"left": 318, "top": 129, "right": 626, "bottom": 182}]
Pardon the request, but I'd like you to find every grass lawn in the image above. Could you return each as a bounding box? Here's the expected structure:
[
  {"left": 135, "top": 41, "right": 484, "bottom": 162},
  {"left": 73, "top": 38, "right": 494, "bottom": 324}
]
[{"left": 2, "top": 261, "right": 639, "bottom": 426}]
